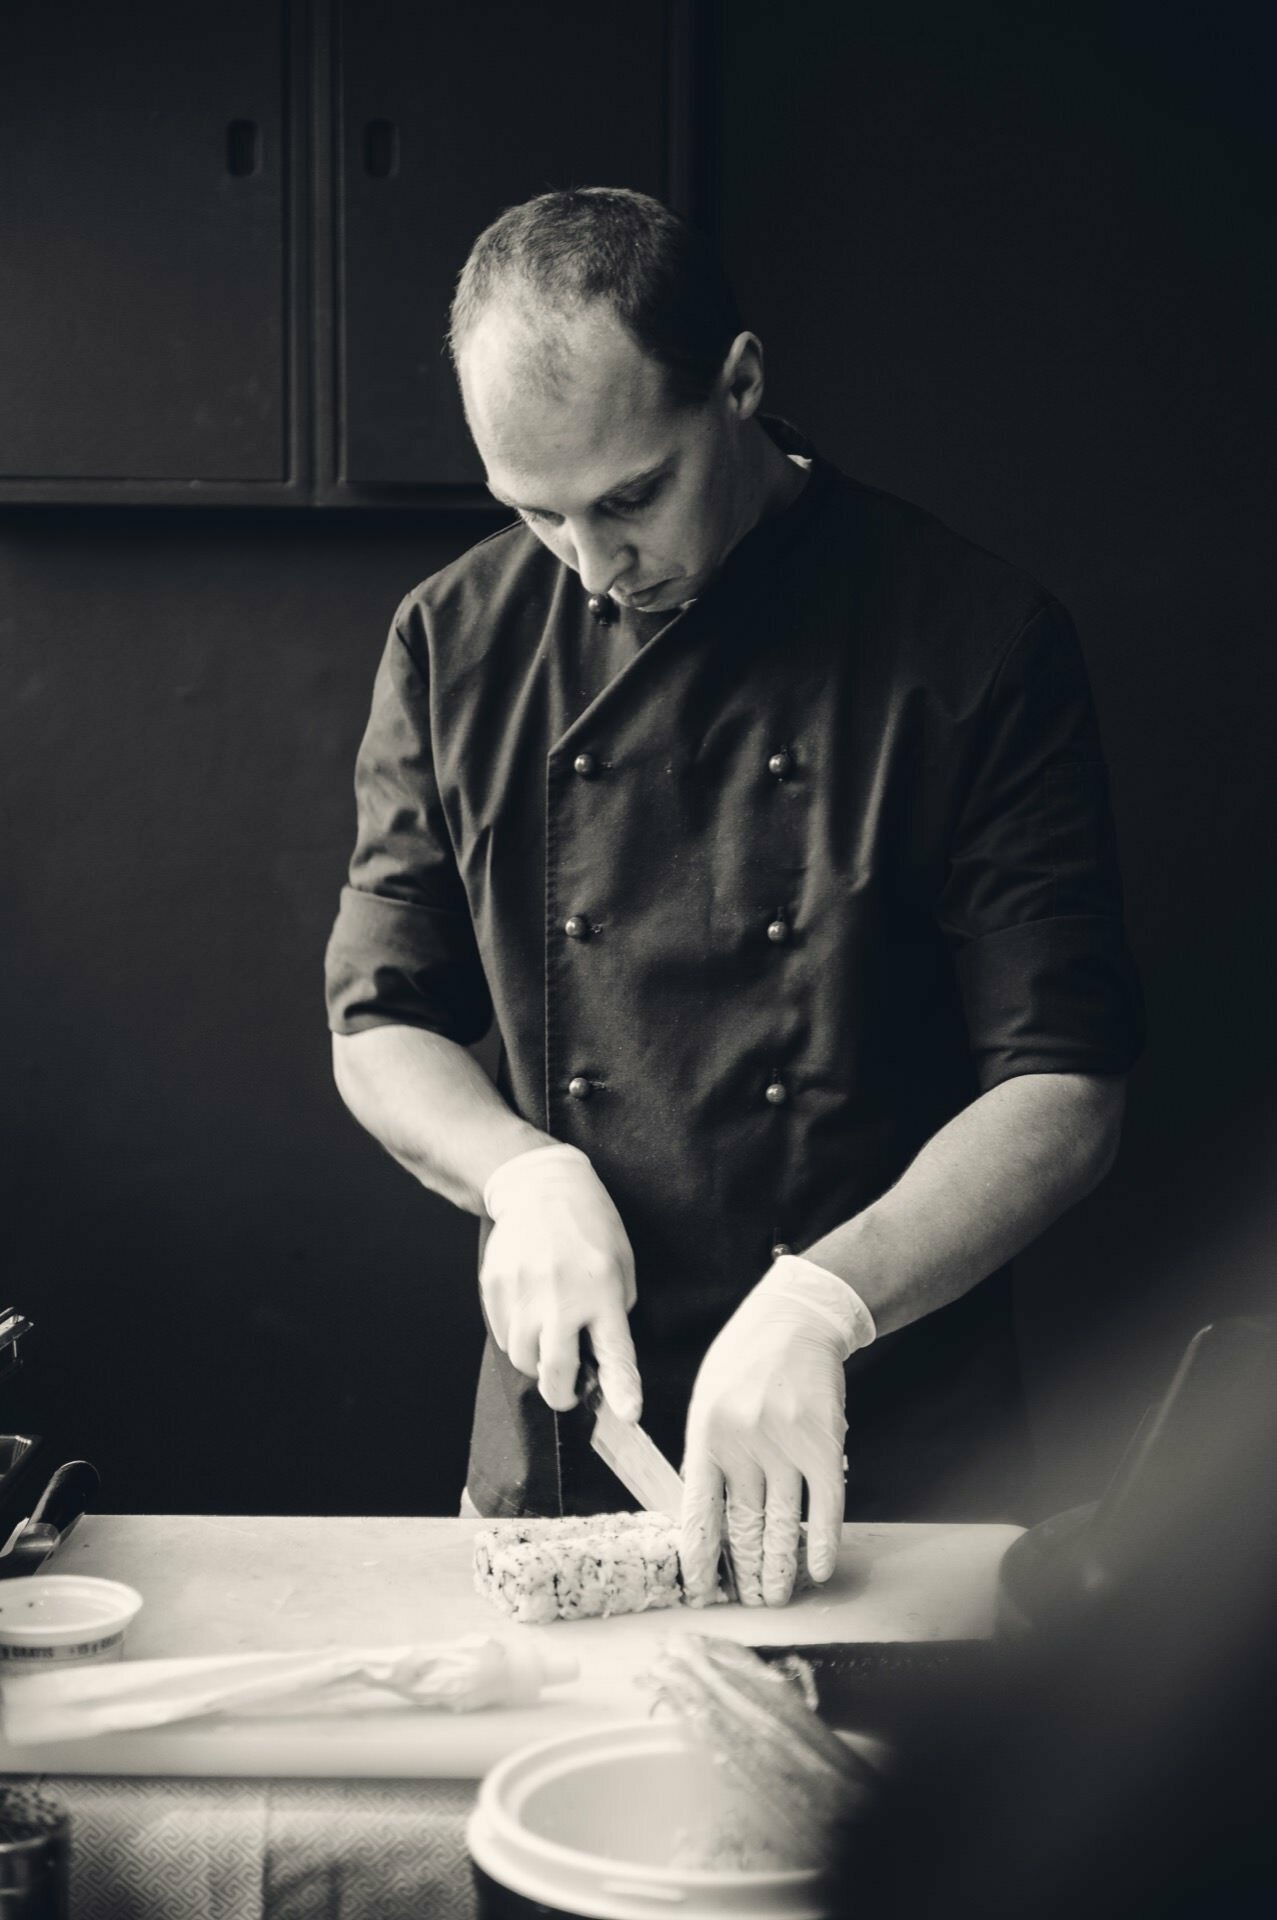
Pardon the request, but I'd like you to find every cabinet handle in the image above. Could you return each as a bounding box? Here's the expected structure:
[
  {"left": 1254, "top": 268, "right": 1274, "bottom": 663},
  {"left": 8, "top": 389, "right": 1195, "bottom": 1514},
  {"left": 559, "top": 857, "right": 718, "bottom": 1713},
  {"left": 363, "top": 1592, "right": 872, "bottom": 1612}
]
[
  {"left": 225, "top": 119, "right": 261, "bottom": 178},
  {"left": 363, "top": 119, "right": 399, "bottom": 180}
]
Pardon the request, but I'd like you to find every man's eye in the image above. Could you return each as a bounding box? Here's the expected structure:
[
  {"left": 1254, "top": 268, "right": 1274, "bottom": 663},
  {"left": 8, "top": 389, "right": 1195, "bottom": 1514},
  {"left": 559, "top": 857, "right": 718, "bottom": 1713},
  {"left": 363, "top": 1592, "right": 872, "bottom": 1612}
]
[
  {"left": 608, "top": 488, "right": 658, "bottom": 517},
  {"left": 516, "top": 487, "right": 658, "bottom": 527}
]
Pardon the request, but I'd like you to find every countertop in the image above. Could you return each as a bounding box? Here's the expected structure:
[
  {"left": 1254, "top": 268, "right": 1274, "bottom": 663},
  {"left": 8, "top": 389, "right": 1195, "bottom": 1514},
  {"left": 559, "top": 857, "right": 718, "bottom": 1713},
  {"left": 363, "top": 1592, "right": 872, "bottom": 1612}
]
[{"left": 0, "top": 1514, "right": 1022, "bottom": 1778}]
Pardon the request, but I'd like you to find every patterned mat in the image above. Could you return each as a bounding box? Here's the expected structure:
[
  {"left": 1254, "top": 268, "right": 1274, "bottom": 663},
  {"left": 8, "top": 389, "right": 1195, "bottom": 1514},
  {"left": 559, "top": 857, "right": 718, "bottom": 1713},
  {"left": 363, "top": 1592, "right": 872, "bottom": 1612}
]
[{"left": 13, "top": 1775, "right": 479, "bottom": 1920}]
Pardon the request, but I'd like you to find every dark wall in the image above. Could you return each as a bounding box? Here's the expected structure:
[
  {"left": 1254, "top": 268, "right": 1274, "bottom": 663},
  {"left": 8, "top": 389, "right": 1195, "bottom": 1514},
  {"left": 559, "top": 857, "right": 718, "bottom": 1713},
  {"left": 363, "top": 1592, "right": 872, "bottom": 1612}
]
[
  {"left": 2, "top": 514, "right": 495, "bottom": 1512},
  {"left": 3, "top": 2, "right": 1273, "bottom": 1516},
  {"left": 716, "top": 0, "right": 1276, "bottom": 1505}
]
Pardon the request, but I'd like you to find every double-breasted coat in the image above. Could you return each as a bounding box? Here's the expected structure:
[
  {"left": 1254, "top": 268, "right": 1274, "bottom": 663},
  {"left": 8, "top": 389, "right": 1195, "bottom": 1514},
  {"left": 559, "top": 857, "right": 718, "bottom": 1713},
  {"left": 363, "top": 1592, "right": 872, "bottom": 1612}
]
[{"left": 326, "top": 429, "right": 1143, "bottom": 1520}]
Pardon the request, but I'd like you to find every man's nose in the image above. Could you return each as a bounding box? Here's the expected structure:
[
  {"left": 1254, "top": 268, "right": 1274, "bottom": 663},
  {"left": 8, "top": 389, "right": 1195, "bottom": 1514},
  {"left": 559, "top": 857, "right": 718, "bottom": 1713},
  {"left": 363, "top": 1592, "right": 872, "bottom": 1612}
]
[{"left": 570, "top": 522, "right": 632, "bottom": 597}]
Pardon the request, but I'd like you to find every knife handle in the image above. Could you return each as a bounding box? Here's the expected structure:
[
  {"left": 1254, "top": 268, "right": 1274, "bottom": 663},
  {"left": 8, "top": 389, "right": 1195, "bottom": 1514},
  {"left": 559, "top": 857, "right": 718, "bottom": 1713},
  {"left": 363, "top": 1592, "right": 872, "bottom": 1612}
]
[{"left": 576, "top": 1351, "right": 604, "bottom": 1416}]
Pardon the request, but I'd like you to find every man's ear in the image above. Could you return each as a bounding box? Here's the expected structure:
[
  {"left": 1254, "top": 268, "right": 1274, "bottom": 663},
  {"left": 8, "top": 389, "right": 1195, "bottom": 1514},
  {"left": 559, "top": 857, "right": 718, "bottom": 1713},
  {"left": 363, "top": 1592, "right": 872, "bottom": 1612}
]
[{"left": 719, "top": 331, "right": 766, "bottom": 421}]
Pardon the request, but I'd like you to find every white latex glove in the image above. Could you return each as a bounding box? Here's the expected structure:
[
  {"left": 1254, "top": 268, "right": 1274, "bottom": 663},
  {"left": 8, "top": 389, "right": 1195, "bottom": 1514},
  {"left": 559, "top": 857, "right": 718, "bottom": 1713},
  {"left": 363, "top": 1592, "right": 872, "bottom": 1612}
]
[
  {"left": 480, "top": 1143, "right": 643, "bottom": 1421},
  {"left": 680, "top": 1254, "right": 876, "bottom": 1609}
]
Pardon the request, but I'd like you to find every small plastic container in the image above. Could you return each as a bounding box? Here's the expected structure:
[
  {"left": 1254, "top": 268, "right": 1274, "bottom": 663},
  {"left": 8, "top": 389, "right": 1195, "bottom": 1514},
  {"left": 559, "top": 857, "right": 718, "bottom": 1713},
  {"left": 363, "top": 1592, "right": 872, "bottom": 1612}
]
[
  {"left": 468, "top": 1719, "right": 878, "bottom": 1920},
  {"left": 0, "top": 1577, "right": 143, "bottom": 1667}
]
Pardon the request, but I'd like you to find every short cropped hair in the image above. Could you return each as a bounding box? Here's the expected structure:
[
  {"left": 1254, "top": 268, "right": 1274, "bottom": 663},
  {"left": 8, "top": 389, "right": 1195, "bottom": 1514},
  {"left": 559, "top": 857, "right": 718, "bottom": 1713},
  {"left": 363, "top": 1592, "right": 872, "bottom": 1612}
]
[{"left": 448, "top": 187, "right": 742, "bottom": 406}]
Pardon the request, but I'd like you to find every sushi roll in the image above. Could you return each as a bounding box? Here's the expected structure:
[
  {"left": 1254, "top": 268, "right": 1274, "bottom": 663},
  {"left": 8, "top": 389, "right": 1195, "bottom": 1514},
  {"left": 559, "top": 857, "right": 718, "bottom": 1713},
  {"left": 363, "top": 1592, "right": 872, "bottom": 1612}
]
[{"left": 473, "top": 1512, "right": 692, "bottom": 1624}]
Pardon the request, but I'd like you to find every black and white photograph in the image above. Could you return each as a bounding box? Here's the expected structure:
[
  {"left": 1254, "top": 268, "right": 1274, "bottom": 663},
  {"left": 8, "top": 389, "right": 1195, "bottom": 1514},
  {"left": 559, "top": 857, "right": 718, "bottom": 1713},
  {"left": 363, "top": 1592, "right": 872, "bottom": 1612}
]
[{"left": 1, "top": 2, "right": 1274, "bottom": 1914}]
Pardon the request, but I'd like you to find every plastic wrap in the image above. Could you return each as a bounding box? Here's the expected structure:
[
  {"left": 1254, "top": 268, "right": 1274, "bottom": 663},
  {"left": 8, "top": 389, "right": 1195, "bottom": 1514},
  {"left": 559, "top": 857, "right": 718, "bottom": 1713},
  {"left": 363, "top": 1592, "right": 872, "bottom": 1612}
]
[{"left": 1, "top": 1634, "right": 579, "bottom": 1744}]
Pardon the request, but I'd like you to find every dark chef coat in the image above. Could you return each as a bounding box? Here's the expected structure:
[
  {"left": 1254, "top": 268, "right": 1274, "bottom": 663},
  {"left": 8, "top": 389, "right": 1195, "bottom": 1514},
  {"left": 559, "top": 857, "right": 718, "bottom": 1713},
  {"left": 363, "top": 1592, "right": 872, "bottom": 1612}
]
[{"left": 325, "top": 425, "right": 1144, "bottom": 1523}]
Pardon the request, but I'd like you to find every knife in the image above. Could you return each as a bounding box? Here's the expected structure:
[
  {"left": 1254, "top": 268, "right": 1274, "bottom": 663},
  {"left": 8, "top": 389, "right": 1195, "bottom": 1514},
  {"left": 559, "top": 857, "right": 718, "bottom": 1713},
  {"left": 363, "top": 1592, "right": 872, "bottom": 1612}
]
[
  {"left": 0, "top": 1459, "right": 100, "bottom": 1579},
  {"left": 577, "top": 1353, "right": 739, "bottom": 1601},
  {"left": 578, "top": 1354, "right": 685, "bottom": 1516}
]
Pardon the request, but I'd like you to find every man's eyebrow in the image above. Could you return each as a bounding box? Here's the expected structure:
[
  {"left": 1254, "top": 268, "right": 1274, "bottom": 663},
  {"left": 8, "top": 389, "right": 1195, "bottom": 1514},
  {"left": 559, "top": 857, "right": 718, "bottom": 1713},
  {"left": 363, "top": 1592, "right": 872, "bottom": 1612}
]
[{"left": 489, "top": 459, "right": 672, "bottom": 515}]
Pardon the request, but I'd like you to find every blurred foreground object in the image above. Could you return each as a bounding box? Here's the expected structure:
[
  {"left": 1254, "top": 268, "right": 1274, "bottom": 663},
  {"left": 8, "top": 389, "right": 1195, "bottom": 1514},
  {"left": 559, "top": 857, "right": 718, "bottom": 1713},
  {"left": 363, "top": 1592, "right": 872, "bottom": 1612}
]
[
  {"left": 645, "top": 1635, "right": 879, "bottom": 1871},
  {"left": 1000, "top": 1317, "right": 1277, "bottom": 1635},
  {"left": 827, "top": 1313, "right": 1277, "bottom": 1918},
  {"left": 0, "top": 1783, "right": 69, "bottom": 1919}
]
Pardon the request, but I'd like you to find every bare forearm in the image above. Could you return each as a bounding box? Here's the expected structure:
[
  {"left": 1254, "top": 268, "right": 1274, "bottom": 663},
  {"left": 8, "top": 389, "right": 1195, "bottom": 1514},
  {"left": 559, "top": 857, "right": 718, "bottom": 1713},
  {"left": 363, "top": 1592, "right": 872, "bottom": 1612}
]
[
  {"left": 331, "top": 1026, "right": 551, "bottom": 1214},
  {"left": 805, "top": 1072, "right": 1126, "bottom": 1337}
]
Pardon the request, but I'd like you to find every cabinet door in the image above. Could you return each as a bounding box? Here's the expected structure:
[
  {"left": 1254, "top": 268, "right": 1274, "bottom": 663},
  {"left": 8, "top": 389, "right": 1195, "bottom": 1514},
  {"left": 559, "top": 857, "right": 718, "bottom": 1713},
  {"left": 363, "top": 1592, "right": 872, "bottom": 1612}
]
[
  {"left": 0, "top": 0, "right": 288, "bottom": 487},
  {"left": 336, "top": 0, "right": 682, "bottom": 490}
]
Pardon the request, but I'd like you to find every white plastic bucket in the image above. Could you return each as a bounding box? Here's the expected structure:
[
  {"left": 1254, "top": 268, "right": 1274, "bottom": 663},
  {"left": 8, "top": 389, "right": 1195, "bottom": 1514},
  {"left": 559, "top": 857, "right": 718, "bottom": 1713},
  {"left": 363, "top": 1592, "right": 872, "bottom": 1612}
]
[
  {"left": 468, "top": 1719, "right": 876, "bottom": 1919},
  {"left": 0, "top": 1576, "right": 143, "bottom": 1667}
]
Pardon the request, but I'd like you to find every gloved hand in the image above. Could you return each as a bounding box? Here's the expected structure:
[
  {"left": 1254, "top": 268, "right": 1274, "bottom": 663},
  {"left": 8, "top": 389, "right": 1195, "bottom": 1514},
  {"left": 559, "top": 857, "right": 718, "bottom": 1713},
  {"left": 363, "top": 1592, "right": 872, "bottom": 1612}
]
[
  {"left": 680, "top": 1254, "right": 876, "bottom": 1608},
  {"left": 480, "top": 1143, "right": 643, "bottom": 1422}
]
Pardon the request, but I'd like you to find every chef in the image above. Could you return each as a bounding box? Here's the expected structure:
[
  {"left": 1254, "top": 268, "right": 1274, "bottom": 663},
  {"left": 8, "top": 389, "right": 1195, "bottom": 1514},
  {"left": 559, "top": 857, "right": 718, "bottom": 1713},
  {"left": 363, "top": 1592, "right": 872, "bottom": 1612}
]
[{"left": 324, "top": 187, "right": 1143, "bottom": 1608}]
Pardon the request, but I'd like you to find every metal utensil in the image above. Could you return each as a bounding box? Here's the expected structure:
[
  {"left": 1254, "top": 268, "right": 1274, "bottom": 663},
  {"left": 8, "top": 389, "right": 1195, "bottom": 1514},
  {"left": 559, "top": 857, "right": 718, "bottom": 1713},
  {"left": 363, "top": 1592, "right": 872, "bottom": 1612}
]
[
  {"left": 577, "top": 1355, "right": 684, "bottom": 1516},
  {"left": 0, "top": 1459, "right": 100, "bottom": 1579}
]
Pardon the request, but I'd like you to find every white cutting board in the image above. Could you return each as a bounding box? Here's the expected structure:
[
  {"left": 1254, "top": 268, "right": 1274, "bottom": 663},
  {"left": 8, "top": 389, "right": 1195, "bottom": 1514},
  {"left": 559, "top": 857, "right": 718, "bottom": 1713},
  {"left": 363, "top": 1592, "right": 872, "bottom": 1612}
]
[{"left": 0, "top": 1515, "right": 1020, "bottom": 1779}]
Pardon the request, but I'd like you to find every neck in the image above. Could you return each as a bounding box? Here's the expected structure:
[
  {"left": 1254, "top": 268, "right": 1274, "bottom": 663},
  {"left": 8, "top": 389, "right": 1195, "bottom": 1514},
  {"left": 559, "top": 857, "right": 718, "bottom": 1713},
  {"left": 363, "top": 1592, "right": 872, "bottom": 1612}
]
[
  {"left": 731, "top": 418, "right": 808, "bottom": 547},
  {"left": 679, "top": 420, "right": 809, "bottom": 608}
]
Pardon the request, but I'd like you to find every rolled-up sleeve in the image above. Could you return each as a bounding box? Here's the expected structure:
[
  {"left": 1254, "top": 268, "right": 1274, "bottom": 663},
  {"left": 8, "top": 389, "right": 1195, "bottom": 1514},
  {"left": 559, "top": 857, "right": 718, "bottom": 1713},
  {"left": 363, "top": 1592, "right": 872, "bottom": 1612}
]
[
  {"left": 940, "top": 599, "right": 1144, "bottom": 1091},
  {"left": 324, "top": 603, "right": 493, "bottom": 1044}
]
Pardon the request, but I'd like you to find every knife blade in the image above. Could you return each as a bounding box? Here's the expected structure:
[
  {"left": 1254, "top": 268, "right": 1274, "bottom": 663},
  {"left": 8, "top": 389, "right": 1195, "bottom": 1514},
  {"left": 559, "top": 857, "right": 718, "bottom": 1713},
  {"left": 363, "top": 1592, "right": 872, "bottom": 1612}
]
[
  {"left": 577, "top": 1354, "right": 740, "bottom": 1601},
  {"left": 578, "top": 1355, "right": 685, "bottom": 1516}
]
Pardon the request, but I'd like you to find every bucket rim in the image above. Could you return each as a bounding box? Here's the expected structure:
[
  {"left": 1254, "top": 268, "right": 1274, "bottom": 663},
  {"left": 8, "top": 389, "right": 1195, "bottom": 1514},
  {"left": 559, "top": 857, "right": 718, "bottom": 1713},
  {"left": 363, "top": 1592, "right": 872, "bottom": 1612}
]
[{"left": 470, "top": 1717, "right": 830, "bottom": 1893}]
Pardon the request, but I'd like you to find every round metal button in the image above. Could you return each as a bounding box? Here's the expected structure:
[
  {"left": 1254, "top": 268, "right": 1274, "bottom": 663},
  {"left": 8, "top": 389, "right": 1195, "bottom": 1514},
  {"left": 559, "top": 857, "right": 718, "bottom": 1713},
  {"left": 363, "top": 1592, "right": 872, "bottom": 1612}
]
[
  {"left": 765, "top": 1079, "right": 789, "bottom": 1106},
  {"left": 573, "top": 752, "right": 598, "bottom": 778},
  {"left": 768, "top": 748, "right": 793, "bottom": 779},
  {"left": 766, "top": 917, "right": 790, "bottom": 945},
  {"left": 568, "top": 1075, "right": 593, "bottom": 1100},
  {"left": 771, "top": 1243, "right": 792, "bottom": 1261},
  {"left": 564, "top": 915, "right": 590, "bottom": 940}
]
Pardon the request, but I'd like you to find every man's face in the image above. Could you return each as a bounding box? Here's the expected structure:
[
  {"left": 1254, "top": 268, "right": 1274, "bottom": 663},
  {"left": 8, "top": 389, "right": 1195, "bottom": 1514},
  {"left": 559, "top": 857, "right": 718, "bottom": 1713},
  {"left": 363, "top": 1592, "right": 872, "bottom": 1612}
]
[{"left": 459, "top": 304, "right": 753, "bottom": 613}]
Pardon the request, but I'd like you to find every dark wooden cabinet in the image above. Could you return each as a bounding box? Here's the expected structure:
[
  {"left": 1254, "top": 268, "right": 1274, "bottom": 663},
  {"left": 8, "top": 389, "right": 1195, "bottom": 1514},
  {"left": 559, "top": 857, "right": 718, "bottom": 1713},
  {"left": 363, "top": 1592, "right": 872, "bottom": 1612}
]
[
  {"left": 0, "top": 0, "right": 696, "bottom": 508},
  {"left": 0, "top": 0, "right": 298, "bottom": 495}
]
